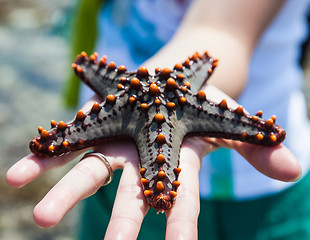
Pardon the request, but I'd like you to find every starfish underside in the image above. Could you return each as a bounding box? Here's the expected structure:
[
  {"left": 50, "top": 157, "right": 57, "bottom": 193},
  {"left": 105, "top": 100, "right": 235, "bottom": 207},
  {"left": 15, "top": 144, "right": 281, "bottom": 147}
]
[{"left": 30, "top": 51, "right": 286, "bottom": 211}]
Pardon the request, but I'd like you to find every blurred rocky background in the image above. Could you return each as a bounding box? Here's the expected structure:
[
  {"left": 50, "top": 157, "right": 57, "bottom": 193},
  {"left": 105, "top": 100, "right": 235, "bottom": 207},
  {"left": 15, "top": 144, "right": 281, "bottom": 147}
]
[
  {"left": 0, "top": 0, "right": 79, "bottom": 239},
  {"left": 1, "top": 1, "right": 310, "bottom": 240}
]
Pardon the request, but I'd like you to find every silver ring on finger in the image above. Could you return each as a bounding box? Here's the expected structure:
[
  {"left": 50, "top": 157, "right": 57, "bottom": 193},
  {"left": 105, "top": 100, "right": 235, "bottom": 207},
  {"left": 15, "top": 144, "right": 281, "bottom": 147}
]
[{"left": 80, "top": 152, "right": 114, "bottom": 186}]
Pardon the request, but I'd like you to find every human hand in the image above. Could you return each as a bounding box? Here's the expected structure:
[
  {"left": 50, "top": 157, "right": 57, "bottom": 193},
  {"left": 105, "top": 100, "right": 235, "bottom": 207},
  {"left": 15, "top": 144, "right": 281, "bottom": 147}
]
[{"left": 6, "top": 86, "right": 301, "bottom": 239}]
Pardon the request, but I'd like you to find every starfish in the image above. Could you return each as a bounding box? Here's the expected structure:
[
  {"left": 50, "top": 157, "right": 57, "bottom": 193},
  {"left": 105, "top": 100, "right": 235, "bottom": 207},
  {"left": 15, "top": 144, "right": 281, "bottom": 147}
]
[{"left": 29, "top": 51, "right": 286, "bottom": 211}]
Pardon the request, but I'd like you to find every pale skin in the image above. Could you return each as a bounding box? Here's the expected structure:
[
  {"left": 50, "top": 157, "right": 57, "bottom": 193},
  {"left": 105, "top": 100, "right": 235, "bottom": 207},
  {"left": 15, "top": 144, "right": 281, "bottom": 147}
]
[{"left": 6, "top": 0, "right": 302, "bottom": 239}]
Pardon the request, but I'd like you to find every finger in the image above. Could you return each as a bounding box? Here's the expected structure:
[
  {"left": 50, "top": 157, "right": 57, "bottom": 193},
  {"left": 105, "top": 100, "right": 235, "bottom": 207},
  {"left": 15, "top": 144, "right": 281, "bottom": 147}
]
[
  {"left": 202, "top": 85, "right": 302, "bottom": 181},
  {"left": 165, "top": 137, "right": 202, "bottom": 239},
  {"left": 32, "top": 153, "right": 117, "bottom": 228},
  {"left": 6, "top": 150, "right": 86, "bottom": 188},
  {"left": 232, "top": 141, "right": 301, "bottom": 182},
  {"left": 33, "top": 140, "right": 139, "bottom": 228},
  {"left": 104, "top": 161, "right": 148, "bottom": 240}
]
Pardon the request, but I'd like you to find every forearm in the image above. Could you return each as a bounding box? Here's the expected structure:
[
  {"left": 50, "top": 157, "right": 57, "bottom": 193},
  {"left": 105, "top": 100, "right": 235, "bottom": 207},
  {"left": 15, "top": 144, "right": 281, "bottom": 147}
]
[{"left": 144, "top": 0, "right": 284, "bottom": 99}]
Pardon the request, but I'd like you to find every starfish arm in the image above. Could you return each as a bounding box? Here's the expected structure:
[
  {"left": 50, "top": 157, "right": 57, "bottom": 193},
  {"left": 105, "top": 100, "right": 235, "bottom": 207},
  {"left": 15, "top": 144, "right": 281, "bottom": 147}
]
[
  {"left": 29, "top": 96, "right": 134, "bottom": 157},
  {"left": 173, "top": 51, "right": 217, "bottom": 93},
  {"left": 73, "top": 52, "right": 133, "bottom": 99},
  {"left": 181, "top": 93, "right": 285, "bottom": 146},
  {"left": 134, "top": 107, "right": 185, "bottom": 212}
]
